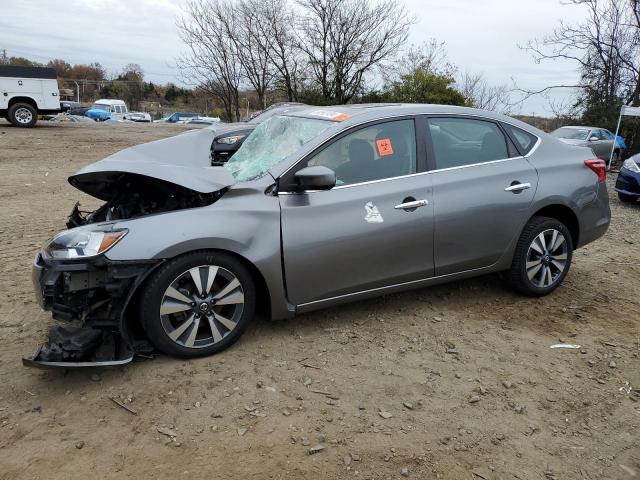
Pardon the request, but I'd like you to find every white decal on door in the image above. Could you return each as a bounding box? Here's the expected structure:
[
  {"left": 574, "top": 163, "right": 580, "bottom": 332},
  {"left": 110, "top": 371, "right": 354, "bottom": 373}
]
[{"left": 364, "top": 202, "right": 384, "bottom": 223}]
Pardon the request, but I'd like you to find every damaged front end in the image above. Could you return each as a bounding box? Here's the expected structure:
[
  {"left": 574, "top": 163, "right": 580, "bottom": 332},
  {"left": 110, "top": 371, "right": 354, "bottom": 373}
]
[
  {"left": 26, "top": 249, "right": 161, "bottom": 368},
  {"left": 25, "top": 128, "right": 236, "bottom": 368},
  {"left": 66, "top": 174, "right": 223, "bottom": 228}
]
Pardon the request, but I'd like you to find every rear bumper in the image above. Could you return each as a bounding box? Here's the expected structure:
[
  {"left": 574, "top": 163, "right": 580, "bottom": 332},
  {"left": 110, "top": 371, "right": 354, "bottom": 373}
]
[
  {"left": 577, "top": 181, "right": 611, "bottom": 248},
  {"left": 27, "top": 251, "right": 159, "bottom": 368}
]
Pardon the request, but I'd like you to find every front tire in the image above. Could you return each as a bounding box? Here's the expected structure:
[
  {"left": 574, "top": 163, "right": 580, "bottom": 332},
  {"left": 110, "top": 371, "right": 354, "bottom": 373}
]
[
  {"left": 508, "top": 216, "right": 573, "bottom": 296},
  {"left": 618, "top": 192, "right": 637, "bottom": 203},
  {"left": 139, "top": 251, "right": 256, "bottom": 358},
  {"left": 8, "top": 103, "right": 37, "bottom": 128}
]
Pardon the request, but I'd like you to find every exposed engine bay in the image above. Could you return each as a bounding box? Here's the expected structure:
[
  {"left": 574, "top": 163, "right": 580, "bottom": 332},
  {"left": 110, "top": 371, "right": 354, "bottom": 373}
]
[{"left": 66, "top": 173, "right": 224, "bottom": 227}]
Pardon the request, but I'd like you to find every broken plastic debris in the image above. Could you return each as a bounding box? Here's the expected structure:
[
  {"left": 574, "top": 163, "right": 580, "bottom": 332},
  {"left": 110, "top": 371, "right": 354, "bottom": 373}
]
[
  {"left": 619, "top": 382, "right": 632, "bottom": 395},
  {"left": 549, "top": 344, "right": 581, "bottom": 349}
]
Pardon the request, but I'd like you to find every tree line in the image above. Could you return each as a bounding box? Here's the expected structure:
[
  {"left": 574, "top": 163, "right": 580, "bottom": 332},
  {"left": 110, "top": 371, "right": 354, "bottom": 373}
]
[
  {"left": 519, "top": 0, "right": 640, "bottom": 152},
  {"left": 176, "top": 0, "right": 510, "bottom": 121},
  {"left": 0, "top": 53, "right": 196, "bottom": 110}
]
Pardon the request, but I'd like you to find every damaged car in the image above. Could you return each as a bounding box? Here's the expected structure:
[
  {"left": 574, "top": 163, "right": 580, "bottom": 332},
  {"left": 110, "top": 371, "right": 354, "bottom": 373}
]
[{"left": 28, "top": 104, "right": 611, "bottom": 367}]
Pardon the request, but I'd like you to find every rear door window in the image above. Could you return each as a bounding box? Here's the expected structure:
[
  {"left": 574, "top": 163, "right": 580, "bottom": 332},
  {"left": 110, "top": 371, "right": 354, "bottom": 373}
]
[{"left": 427, "top": 117, "right": 509, "bottom": 170}]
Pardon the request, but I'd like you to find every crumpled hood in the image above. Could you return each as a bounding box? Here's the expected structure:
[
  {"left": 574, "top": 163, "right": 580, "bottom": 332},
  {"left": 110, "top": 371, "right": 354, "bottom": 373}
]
[{"left": 69, "top": 128, "right": 236, "bottom": 200}]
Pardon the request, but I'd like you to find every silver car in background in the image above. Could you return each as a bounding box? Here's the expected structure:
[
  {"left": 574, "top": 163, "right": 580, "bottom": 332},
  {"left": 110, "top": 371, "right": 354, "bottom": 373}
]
[
  {"left": 29, "top": 104, "right": 611, "bottom": 365},
  {"left": 551, "top": 125, "right": 620, "bottom": 162}
]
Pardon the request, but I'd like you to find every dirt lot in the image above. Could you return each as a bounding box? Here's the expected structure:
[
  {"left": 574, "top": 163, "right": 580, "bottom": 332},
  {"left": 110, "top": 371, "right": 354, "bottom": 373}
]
[{"left": 0, "top": 120, "right": 638, "bottom": 480}]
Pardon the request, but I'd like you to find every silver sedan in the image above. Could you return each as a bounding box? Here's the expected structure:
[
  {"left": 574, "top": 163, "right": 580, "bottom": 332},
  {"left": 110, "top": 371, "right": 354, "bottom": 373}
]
[
  {"left": 551, "top": 125, "right": 620, "bottom": 161},
  {"left": 30, "top": 104, "right": 611, "bottom": 364}
]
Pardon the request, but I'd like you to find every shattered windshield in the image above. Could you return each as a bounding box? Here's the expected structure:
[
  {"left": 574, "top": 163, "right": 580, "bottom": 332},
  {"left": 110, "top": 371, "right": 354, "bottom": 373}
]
[{"left": 224, "top": 115, "right": 332, "bottom": 181}]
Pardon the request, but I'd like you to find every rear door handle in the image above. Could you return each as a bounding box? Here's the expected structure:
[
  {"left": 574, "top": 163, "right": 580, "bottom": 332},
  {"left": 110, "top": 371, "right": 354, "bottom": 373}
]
[
  {"left": 394, "top": 199, "right": 428, "bottom": 210},
  {"left": 504, "top": 182, "right": 531, "bottom": 192}
]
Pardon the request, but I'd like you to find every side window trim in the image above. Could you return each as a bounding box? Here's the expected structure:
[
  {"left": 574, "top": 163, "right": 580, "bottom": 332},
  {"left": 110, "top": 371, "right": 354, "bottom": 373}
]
[
  {"left": 278, "top": 115, "right": 423, "bottom": 192},
  {"left": 423, "top": 114, "right": 523, "bottom": 173}
]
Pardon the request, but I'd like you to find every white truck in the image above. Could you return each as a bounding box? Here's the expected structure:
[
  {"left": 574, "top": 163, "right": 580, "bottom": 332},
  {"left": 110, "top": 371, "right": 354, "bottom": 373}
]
[{"left": 0, "top": 65, "right": 62, "bottom": 127}]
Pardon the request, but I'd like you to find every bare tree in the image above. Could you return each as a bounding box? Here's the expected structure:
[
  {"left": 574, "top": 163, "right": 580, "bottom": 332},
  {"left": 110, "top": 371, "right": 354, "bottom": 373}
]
[
  {"left": 517, "top": 0, "right": 639, "bottom": 107},
  {"left": 234, "top": 0, "right": 277, "bottom": 108},
  {"left": 297, "top": 0, "right": 414, "bottom": 103},
  {"left": 458, "top": 72, "right": 510, "bottom": 112},
  {"left": 261, "top": 0, "right": 303, "bottom": 101},
  {"left": 383, "top": 39, "right": 457, "bottom": 83},
  {"left": 176, "top": 0, "right": 243, "bottom": 121}
]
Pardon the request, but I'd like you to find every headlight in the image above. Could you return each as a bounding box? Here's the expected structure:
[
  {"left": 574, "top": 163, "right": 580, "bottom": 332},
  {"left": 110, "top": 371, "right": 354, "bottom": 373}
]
[
  {"left": 46, "top": 228, "right": 128, "bottom": 259},
  {"left": 622, "top": 158, "right": 640, "bottom": 173},
  {"left": 216, "top": 134, "right": 246, "bottom": 145}
]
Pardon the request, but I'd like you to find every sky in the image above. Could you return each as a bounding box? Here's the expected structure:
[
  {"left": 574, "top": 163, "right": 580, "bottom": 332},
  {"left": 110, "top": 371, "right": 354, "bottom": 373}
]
[{"left": 0, "top": 0, "right": 589, "bottom": 115}]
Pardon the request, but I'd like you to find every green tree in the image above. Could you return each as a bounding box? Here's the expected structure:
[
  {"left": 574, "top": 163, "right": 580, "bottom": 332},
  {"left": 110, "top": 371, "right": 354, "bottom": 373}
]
[
  {"left": 6, "top": 56, "right": 41, "bottom": 67},
  {"left": 386, "top": 69, "right": 468, "bottom": 106}
]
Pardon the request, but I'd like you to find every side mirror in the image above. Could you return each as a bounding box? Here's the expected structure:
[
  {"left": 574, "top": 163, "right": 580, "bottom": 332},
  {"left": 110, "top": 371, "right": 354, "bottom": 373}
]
[
  {"left": 588, "top": 135, "right": 598, "bottom": 141},
  {"left": 293, "top": 166, "right": 336, "bottom": 192}
]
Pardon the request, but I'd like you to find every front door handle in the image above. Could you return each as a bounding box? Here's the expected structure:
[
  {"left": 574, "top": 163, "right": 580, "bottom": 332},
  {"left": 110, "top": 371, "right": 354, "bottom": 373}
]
[
  {"left": 504, "top": 182, "right": 531, "bottom": 193},
  {"left": 394, "top": 199, "right": 428, "bottom": 210}
]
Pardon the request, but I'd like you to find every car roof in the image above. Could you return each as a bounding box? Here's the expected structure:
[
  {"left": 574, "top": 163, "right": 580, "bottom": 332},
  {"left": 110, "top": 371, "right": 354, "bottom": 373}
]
[
  {"left": 94, "top": 99, "right": 126, "bottom": 105},
  {"left": 286, "top": 103, "right": 545, "bottom": 136}
]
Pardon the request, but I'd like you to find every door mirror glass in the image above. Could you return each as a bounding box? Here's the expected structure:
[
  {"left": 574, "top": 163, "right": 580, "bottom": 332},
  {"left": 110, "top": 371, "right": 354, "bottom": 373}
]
[{"left": 293, "top": 166, "right": 336, "bottom": 192}]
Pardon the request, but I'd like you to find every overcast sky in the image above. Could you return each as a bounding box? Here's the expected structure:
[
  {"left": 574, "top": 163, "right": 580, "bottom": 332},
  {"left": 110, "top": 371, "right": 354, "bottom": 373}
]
[{"left": 1, "top": 0, "right": 588, "bottom": 115}]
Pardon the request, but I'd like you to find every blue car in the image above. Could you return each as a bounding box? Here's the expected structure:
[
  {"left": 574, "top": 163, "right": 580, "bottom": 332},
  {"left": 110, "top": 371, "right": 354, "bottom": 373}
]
[
  {"left": 615, "top": 154, "right": 640, "bottom": 203},
  {"left": 84, "top": 107, "right": 111, "bottom": 121}
]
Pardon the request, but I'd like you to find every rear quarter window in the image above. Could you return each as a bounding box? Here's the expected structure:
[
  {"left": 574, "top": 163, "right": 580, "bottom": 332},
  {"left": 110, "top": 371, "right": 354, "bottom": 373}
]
[{"left": 502, "top": 124, "right": 538, "bottom": 155}]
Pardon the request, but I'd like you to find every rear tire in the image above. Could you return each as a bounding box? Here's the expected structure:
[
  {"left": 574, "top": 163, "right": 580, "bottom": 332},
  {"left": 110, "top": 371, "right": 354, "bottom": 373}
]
[
  {"left": 139, "top": 251, "right": 256, "bottom": 358},
  {"left": 8, "top": 102, "right": 37, "bottom": 128},
  {"left": 618, "top": 192, "right": 637, "bottom": 203},
  {"left": 508, "top": 216, "right": 573, "bottom": 296}
]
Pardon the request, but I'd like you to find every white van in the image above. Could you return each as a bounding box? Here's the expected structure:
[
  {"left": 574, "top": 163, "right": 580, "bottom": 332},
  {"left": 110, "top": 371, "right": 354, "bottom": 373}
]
[
  {"left": 89, "top": 99, "right": 128, "bottom": 120},
  {"left": 0, "top": 65, "right": 62, "bottom": 127}
]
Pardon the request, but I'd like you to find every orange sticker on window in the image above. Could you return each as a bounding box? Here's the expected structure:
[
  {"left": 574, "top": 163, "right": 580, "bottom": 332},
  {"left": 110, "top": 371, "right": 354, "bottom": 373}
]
[{"left": 376, "top": 138, "right": 394, "bottom": 156}]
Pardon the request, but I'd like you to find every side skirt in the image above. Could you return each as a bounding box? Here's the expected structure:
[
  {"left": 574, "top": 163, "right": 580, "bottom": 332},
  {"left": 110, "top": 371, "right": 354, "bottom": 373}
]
[{"left": 296, "top": 264, "right": 502, "bottom": 314}]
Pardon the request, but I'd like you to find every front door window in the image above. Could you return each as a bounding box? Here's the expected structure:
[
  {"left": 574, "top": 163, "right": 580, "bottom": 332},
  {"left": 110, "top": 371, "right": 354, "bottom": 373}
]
[{"left": 306, "top": 119, "right": 417, "bottom": 186}]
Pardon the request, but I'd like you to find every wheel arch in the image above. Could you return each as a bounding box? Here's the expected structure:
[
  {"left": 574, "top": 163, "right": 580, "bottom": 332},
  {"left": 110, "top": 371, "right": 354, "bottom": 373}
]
[
  {"left": 8, "top": 96, "right": 38, "bottom": 109},
  {"left": 527, "top": 204, "right": 579, "bottom": 248},
  {"left": 119, "top": 248, "right": 273, "bottom": 350}
]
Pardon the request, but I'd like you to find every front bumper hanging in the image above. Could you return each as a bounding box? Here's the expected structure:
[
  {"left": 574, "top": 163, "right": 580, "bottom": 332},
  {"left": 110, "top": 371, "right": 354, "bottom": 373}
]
[
  {"left": 23, "top": 325, "right": 134, "bottom": 369},
  {"left": 24, "top": 252, "right": 159, "bottom": 369}
]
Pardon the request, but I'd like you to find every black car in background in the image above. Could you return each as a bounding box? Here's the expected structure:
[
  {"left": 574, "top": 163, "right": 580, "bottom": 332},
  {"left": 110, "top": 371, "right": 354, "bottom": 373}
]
[{"left": 210, "top": 103, "right": 307, "bottom": 165}]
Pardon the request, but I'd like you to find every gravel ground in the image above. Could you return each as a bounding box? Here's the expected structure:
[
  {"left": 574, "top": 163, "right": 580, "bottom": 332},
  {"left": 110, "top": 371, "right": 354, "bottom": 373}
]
[{"left": 0, "top": 120, "right": 638, "bottom": 480}]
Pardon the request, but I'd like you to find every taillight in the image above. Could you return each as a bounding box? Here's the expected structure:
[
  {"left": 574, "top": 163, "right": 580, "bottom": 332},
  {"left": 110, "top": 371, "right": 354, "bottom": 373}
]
[{"left": 584, "top": 159, "right": 606, "bottom": 182}]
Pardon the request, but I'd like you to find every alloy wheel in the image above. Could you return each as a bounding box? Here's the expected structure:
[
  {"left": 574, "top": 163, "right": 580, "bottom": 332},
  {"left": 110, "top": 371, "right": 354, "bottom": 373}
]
[
  {"left": 525, "top": 229, "right": 568, "bottom": 288},
  {"left": 15, "top": 107, "right": 33, "bottom": 125},
  {"left": 159, "top": 265, "right": 244, "bottom": 348}
]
